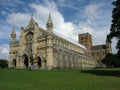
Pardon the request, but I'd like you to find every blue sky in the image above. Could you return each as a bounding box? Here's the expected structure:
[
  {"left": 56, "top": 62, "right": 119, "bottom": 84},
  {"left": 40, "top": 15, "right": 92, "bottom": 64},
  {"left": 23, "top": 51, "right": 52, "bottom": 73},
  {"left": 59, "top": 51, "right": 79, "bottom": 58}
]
[{"left": 0, "top": 0, "right": 117, "bottom": 60}]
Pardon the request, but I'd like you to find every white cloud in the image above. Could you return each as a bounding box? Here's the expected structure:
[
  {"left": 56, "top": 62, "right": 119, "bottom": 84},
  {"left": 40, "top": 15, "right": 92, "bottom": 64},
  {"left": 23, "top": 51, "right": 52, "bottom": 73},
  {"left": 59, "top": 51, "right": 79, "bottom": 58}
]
[
  {"left": 83, "top": 3, "right": 104, "bottom": 26},
  {"left": 5, "top": 0, "right": 117, "bottom": 54},
  {"left": 84, "top": 3, "right": 99, "bottom": 19},
  {"left": 112, "top": 38, "right": 118, "bottom": 53},
  {"left": 7, "top": 13, "right": 30, "bottom": 27},
  {"left": 0, "top": 44, "right": 9, "bottom": 60}
]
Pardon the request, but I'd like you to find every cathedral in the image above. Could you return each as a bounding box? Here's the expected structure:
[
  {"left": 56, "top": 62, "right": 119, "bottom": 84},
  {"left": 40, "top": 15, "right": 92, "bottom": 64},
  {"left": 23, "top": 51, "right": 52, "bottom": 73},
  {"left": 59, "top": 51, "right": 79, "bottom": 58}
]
[
  {"left": 79, "top": 33, "right": 112, "bottom": 67},
  {"left": 9, "top": 14, "right": 110, "bottom": 69}
]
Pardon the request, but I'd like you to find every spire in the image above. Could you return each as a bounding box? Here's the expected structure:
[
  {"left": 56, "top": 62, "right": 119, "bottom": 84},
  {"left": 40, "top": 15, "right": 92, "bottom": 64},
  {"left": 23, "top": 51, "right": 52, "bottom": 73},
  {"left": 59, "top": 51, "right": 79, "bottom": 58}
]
[
  {"left": 11, "top": 26, "right": 16, "bottom": 35},
  {"left": 47, "top": 13, "right": 53, "bottom": 24},
  {"left": 46, "top": 13, "right": 53, "bottom": 33},
  {"left": 31, "top": 14, "right": 33, "bottom": 21},
  {"left": 10, "top": 26, "right": 16, "bottom": 44},
  {"left": 29, "top": 14, "right": 34, "bottom": 24},
  {"left": 27, "top": 14, "right": 35, "bottom": 28}
]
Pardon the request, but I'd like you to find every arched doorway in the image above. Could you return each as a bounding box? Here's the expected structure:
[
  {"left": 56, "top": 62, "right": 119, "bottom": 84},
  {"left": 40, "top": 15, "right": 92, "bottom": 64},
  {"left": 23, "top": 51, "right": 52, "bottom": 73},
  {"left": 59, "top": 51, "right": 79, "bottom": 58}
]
[
  {"left": 37, "top": 57, "right": 41, "bottom": 68},
  {"left": 13, "top": 59, "right": 16, "bottom": 67},
  {"left": 23, "top": 54, "right": 29, "bottom": 68}
]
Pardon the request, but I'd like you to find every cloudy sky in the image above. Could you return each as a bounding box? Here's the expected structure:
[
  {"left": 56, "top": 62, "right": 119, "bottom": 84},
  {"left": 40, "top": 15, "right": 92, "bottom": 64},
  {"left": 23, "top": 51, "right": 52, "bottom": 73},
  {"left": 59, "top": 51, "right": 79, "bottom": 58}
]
[{"left": 0, "top": 0, "right": 117, "bottom": 60}]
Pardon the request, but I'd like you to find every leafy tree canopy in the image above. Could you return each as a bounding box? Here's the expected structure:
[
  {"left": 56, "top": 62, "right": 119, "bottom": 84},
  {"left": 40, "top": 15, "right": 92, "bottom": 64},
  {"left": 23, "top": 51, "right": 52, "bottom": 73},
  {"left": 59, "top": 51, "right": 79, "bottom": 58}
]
[
  {"left": 107, "top": 0, "right": 120, "bottom": 56},
  {"left": 0, "top": 59, "right": 8, "bottom": 68}
]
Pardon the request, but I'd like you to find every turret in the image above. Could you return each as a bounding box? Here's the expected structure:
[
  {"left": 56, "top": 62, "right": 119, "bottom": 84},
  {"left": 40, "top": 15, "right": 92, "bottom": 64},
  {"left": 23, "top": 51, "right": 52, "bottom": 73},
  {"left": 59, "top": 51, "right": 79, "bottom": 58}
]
[
  {"left": 10, "top": 26, "right": 16, "bottom": 44},
  {"left": 20, "top": 27, "right": 24, "bottom": 37},
  {"left": 106, "top": 41, "right": 112, "bottom": 53},
  {"left": 46, "top": 13, "right": 53, "bottom": 33},
  {"left": 46, "top": 13, "right": 54, "bottom": 69}
]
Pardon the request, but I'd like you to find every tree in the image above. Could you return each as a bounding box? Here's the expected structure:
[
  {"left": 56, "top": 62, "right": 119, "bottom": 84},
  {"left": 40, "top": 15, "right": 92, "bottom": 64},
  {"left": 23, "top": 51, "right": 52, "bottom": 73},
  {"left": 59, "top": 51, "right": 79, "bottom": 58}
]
[
  {"left": 0, "top": 59, "right": 8, "bottom": 68},
  {"left": 107, "top": 0, "right": 120, "bottom": 56},
  {"left": 102, "top": 53, "right": 120, "bottom": 68}
]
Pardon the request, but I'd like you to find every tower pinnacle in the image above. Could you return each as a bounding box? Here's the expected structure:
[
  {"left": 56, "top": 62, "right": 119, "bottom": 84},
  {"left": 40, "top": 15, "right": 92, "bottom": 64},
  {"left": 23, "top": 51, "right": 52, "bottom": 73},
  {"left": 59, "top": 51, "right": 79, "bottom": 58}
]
[
  {"left": 10, "top": 26, "right": 16, "bottom": 44},
  {"left": 47, "top": 13, "right": 53, "bottom": 24},
  {"left": 46, "top": 13, "right": 53, "bottom": 33},
  {"left": 31, "top": 14, "right": 33, "bottom": 20},
  {"left": 11, "top": 26, "right": 16, "bottom": 35},
  {"left": 27, "top": 14, "right": 35, "bottom": 28}
]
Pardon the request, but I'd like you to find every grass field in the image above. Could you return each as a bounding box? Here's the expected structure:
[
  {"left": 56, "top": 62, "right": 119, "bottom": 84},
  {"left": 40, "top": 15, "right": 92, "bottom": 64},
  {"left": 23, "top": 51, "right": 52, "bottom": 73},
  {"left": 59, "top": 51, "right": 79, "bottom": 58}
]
[{"left": 0, "top": 68, "right": 120, "bottom": 90}]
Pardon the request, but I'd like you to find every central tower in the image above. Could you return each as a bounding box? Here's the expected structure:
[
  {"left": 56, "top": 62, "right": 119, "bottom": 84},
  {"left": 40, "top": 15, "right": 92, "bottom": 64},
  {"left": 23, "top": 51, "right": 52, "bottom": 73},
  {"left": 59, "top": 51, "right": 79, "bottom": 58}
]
[{"left": 78, "top": 33, "right": 93, "bottom": 56}]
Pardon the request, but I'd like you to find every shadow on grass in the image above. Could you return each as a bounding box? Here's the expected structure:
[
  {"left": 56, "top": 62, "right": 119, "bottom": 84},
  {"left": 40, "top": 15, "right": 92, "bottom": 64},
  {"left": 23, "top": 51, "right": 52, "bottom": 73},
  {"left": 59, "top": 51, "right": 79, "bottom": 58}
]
[{"left": 81, "top": 69, "right": 120, "bottom": 77}]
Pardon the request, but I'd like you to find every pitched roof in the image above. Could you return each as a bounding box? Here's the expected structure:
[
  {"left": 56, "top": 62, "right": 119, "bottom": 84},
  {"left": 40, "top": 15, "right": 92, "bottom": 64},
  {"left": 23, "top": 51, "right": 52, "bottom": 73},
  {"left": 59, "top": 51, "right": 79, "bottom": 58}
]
[{"left": 92, "top": 44, "right": 106, "bottom": 50}]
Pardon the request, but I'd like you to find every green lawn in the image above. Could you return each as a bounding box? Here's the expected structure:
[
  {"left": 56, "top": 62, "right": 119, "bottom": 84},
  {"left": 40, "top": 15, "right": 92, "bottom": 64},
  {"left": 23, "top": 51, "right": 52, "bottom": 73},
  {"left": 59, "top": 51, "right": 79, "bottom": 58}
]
[{"left": 0, "top": 68, "right": 120, "bottom": 90}]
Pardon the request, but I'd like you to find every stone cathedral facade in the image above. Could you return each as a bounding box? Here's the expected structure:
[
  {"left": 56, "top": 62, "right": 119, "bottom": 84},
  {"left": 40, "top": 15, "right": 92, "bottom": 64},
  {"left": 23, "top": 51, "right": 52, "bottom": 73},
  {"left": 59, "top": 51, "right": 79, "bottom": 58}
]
[{"left": 9, "top": 14, "right": 97, "bottom": 69}]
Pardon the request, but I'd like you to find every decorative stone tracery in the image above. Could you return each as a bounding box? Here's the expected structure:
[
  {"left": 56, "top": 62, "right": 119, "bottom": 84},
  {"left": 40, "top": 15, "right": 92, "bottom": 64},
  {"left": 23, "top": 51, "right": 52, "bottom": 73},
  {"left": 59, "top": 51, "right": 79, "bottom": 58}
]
[{"left": 9, "top": 14, "right": 97, "bottom": 69}]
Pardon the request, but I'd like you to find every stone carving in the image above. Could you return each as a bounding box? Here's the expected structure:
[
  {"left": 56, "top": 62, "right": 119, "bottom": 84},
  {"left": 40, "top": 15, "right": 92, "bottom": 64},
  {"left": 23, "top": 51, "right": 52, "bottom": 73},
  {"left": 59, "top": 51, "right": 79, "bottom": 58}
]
[{"left": 9, "top": 14, "right": 98, "bottom": 69}]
